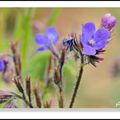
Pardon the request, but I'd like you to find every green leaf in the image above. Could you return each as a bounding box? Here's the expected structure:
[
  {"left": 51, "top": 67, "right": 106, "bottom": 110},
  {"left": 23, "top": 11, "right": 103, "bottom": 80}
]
[
  {"left": 63, "top": 58, "right": 79, "bottom": 94},
  {"left": 26, "top": 51, "right": 50, "bottom": 81},
  {"left": 13, "top": 10, "right": 23, "bottom": 41},
  {"left": 21, "top": 8, "right": 34, "bottom": 67},
  {"left": 47, "top": 8, "right": 61, "bottom": 26}
]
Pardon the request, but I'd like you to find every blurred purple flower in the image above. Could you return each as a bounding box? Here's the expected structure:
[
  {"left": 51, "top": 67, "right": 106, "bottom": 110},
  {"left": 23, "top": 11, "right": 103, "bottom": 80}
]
[
  {"left": 80, "top": 22, "right": 110, "bottom": 55},
  {"left": 32, "top": 21, "right": 41, "bottom": 32},
  {"left": 101, "top": 13, "right": 117, "bottom": 31},
  {"left": 0, "top": 54, "right": 16, "bottom": 83},
  {"left": 110, "top": 57, "right": 120, "bottom": 78},
  {"left": 35, "top": 26, "right": 59, "bottom": 51},
  {"left": 0, "top": 59, "right": 5, "bottom": 72}
]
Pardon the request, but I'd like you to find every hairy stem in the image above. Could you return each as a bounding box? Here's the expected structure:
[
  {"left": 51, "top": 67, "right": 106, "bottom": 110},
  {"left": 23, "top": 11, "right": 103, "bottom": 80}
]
[
  {"left": 58, "top": 65, "right": 64, "bottom": 108},
  {"left": 69, "top": 55, "right": 84, "bottom": 108}
]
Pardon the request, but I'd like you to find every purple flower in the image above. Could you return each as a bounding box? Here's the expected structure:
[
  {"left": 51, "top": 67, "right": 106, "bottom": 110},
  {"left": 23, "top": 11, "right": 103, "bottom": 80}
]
[
  {"left": 101, "top": 13, "right": 116, "bottom": 30},
  {"left": 35, "top": 26, "right": 59, "bottom": 51},
  {"left": 0, "top": 59, "right": 5, "bottom": 72},
  {"left": 80, "top": 22, "right": 110, "bottom": 55}
]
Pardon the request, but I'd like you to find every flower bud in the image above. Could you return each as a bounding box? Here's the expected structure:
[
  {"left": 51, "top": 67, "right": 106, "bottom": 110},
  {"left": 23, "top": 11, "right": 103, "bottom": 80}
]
[{"left": 101, "top": 13, "right": 117, "bottom": 30}]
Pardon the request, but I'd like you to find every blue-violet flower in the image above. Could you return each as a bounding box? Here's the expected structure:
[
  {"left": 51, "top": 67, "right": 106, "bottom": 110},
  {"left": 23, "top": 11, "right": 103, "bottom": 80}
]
[
  {"left": 80, "top": 22, "right": 110, "bottom": 56},
  {"left": 35, "top": 26, "right": 59, "bottom": 51}
]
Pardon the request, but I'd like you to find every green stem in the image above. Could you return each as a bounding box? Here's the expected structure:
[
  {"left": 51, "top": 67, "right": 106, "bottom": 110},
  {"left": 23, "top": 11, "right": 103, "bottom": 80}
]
[{"left": 58, "top": 65, "right": 64, "bottom": 108}]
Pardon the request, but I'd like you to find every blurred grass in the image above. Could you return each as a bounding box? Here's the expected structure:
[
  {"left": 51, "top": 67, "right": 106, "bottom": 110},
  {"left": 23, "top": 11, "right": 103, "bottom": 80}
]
[
  {"left": 21, "top": 8, "right": 34, "bottom": 67},
  {"left": 13, "top": 10, "right": 23, "bottom": 41},
  {"left": 47, "top": 8, "right": 61, "bottom": 26}
]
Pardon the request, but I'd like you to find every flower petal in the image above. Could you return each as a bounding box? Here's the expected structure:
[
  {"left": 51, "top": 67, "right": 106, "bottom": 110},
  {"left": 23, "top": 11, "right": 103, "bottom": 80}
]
[
  {"left": 94, "top": 41, "right": 106, "bottom": 50},
  {"left": 35, "top": 33, "right": 50, "bottom": 46},
  {"left": 81, "top": 22, "right": 95, "bottom": 42},
  {"left": 46, "top": 26, "right": 59, "bottom": 44},
  {"left": 0, "top": 59, "right": 5, "bottom": 72},
  {"left": 83, "top": 45, "right": 96, "bottom": 55},
  {"left": 94, "top": 28, "right": 110, "bottom": 50},
  {"left": 80, "top": 33, "right": 87, "bottom": 46},
  {"left": 37, "top": 46, "right": 47, "bottom": 51}
]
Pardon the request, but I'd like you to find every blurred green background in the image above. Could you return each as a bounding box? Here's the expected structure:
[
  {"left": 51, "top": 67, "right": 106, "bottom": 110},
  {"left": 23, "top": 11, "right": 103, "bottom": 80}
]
[{"left": 0, "top": 8, "right": 120, "bottom": 108}]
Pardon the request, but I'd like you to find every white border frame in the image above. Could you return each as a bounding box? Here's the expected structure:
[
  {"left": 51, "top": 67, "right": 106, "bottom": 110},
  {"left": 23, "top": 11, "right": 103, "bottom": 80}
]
[
  {"left": 0, "top": 109, "right": 120, "bottom": 119},
  {"left": 0, "top": 1, "right": 120, "bottom": 119},
  {"left": 0, "top": 1, "right": 119, "bottom": 7}
]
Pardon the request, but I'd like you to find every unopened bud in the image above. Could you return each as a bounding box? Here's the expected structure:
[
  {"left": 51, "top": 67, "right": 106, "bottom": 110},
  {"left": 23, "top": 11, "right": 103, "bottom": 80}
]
[{"left": 101, "top": 13, "right": 117, "bottom": 30}]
